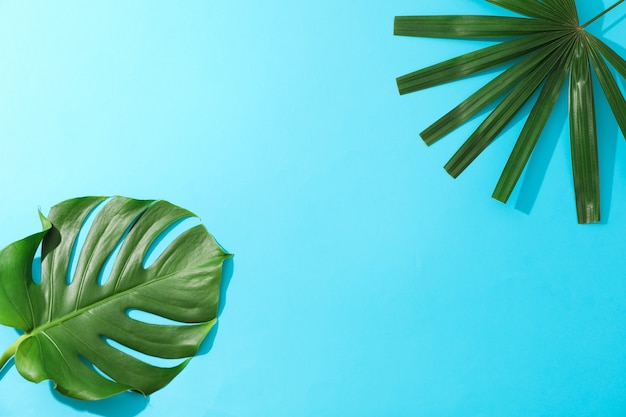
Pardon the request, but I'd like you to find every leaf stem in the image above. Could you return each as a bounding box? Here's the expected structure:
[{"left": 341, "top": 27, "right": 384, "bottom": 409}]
[
  {"left": 581, "top": 0, "right": 625, "bottom": 28},
  {"left": 0, "top": 334, "right": 27, "bottom": 373}
]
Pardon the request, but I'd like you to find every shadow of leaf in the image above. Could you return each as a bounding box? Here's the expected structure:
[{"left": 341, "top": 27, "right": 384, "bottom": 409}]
[
  {"left": 199, "top": 256, "right": 234, "bottom": 355},
  {"left": 0, "top": 357, "right": 15, "bottom": 379},
  {"left": 51, "top": 385, "right": 149, "bottom": 417},
  {"left": 514, "top": 83, "right": 568, "bottom": 215}
]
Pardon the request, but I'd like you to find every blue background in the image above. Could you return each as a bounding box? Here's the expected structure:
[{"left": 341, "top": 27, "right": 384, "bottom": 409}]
[{"left": 1, "top": 1, "right": 626, "bottom": 416}]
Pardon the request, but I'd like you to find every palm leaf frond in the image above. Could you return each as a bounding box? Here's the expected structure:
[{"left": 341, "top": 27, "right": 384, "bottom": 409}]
[
  {"left": 493, "top": 43, "right": 574, "bottom": 202},
  {"left": 569, "top": 38, "right": 600, "bottom": 224},
  {"left": 486, "top": 0, "right": 571, "bottom": 22},
  {"left": 445, "top": 35, "right": 576, "bottom": 178},
  {"left": 397, "top": 30, "right": 569, "bottom": 95},
  {"left": 420, "top": 36, "right": 572, "bottom": 145},
  {"left": 394, "top": 16, "right": 566, "bottom": 38},
  {"left": 396, "top": 0, "right": 626, "bottom": 223},
  {"left": 538, "top": 0, "right": 578, "bottom": 24},
  {"left": 585, "top": 36, "right": 626, "bottom": 141}
]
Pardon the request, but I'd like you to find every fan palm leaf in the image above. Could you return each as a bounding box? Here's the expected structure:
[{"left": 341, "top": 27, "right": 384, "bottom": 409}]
[{"left": 396, "top": 0, "right": 626, "bottom": 223}]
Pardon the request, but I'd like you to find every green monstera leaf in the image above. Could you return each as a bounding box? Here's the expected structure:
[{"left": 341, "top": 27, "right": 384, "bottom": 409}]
[{"left": 0, "top": 196, "right": 231, "bottom": 400}]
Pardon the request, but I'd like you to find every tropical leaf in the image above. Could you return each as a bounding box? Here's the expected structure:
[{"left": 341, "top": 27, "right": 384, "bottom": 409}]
[
  {"left": 396, "top": 0, "right": 626, "bottom": 223},
  {"left": 0, "top": 196, "right": 231, "bottom": 400}
]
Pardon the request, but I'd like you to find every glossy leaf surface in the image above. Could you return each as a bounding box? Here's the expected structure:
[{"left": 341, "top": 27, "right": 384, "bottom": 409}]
[{"left": 0, "top": 196, "right": 230, "bottom": 400}]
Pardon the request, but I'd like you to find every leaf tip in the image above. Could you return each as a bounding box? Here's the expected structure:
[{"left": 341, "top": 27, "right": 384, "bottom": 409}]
[
  {"left": 491, "top": 193, "right": 508, "bottom": 205},
  {"left": 37, "top": 209, "right": 52, "bottom": 231}
]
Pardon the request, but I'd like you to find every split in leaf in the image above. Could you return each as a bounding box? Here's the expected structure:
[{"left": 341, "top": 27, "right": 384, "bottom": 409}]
[{"left": 0, "top": 196, "right": 231, "bottom": 400}]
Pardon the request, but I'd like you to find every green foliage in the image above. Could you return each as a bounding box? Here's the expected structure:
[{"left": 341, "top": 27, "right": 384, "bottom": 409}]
[
  {"left": 396, "top": 0, "right": 626, "bottom": 223},
  {"left": 0, "top": 196, "right": 231, "bottom": 400}
]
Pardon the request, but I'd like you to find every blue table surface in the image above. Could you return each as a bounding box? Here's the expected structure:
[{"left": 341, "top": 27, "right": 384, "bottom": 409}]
[{"left": 2, "top": 1, "right": 626, "bottom": 416}]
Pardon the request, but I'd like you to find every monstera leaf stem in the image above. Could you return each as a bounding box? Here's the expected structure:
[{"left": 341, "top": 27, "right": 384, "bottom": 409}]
[
  {"left": 581, "top": 0, "right": 624, "bottom": 29},
  {"left": 0, "top": 334, "right": 27, "bottom": 370}
]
